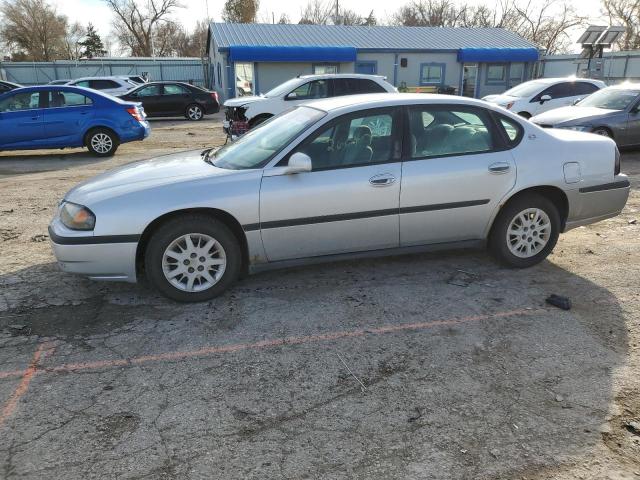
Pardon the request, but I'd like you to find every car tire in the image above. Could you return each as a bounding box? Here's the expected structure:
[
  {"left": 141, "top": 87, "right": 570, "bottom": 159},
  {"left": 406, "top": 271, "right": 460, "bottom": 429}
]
[
  {"left": 185, "top": 104, "right": 204, "bottom": 121},
  {"left": 489, "top": 193, "right": 561, "bottom": 268},
  {"left": 517, "top": 111, "right": 531, "bottom": 119},
  {"left": 592, "top": 127, "right": 612, "bottom": 139},
  {"left": 86, "top": 128, "right": 119, "bottom": 157},
  {"left": 145, "top": 215, "right": 241, "bottom": 302},
  {"left": 249, "top": 115, "right": 272, "bottom": 129}
]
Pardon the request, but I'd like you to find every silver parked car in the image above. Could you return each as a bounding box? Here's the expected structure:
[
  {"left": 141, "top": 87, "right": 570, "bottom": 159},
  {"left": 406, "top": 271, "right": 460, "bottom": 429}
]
[
  {"left": 531, "top": 83, "right": 640, "bottom": 146},
  {"left": 49, "top": 94, "right": 630, "bottom": 302}
]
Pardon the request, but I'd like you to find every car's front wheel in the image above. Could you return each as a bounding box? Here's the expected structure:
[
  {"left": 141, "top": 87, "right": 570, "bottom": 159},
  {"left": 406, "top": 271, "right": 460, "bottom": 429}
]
[
  {"left": 489, "top": 193, "right": 560, "bottom": 268},
  {"left": 87, "top": 128, "right": 119, "bottom": 157},
  {"left": 185, "top": 104, "right": 204, "bottom": 121},
  {"left": 145, "top": 215, "right": 241, "bottom": 302}
]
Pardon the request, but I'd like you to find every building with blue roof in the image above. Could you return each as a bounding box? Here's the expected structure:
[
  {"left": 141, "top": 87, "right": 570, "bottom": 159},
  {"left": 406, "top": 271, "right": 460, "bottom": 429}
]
[{"left": 207, "top": 22, "right": 540, "bottom": 101}]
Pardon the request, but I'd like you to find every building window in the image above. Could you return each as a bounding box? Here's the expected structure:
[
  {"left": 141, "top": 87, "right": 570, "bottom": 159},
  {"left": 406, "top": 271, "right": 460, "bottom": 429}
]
[
  {"left": 419, "top": 63, "right": 445, "bottom": 85},
  {"left": 509, "top": 63, "right": 524, "bottom": 83},
  {"left": 313, "top": 64, "right": 338, "bottom": 75},
  {"left": 486, "top": 64, "right": 506, "bottom": 84}
]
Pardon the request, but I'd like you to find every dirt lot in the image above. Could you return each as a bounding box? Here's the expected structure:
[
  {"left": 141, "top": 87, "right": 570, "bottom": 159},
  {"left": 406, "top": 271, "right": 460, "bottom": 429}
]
[{"left": 0, "top": 115, "right": 639, "bottom": 480}]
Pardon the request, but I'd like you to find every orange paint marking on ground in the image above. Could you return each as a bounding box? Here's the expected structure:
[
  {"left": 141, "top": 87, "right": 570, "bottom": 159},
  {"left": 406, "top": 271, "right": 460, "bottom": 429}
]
[
  {"left": 41, "top": 308, "right": 540, "bottom": 375},
  {"left": 0, "top": 342, "right": 54, "bottom": 429}
]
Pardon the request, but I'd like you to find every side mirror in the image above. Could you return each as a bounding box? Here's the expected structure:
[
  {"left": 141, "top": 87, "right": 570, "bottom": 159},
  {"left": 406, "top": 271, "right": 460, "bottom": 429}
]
[
  {"left": 286, "top": 92, "right": 297, "bottom": 100},
  {"left": 540, "top": 94, "right": 552, "bottom": 103},
  {"left": 284, "top": 152, "right": 312, "bottom": 174},
  {"left": 572, "top": 98, "right": 581, "bottom": 105}
]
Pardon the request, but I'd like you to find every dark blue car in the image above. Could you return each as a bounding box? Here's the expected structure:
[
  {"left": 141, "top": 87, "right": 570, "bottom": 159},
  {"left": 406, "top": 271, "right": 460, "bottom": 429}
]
[{"left": 0, "top": 85, "right": 150, "bottom": 157}]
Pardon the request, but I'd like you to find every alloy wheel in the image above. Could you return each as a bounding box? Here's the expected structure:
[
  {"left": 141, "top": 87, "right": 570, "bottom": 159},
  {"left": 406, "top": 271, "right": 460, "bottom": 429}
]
[
  {"left": 90, "top": 133, "right": 113, "bottom": 154},
  {"left": 506, "top": 208, "right": 551, "bottom": 258},
  {"left": 162, "top": 233, "right": 226, "bottom": 292},
  {"left": 188, "top": 106, "right": 203, "bottom": 120}
]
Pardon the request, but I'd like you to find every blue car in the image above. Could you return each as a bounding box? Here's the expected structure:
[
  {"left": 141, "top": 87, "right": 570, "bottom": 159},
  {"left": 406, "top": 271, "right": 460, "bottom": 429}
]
[{"left": 0, "top": 85, "right": 150, "bottom": 157}]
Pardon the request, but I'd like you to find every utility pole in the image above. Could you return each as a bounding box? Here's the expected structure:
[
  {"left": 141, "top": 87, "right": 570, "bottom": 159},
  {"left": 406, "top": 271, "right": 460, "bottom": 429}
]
[{"left": 335, "top": 0, "right": 339, "bottom": 24}]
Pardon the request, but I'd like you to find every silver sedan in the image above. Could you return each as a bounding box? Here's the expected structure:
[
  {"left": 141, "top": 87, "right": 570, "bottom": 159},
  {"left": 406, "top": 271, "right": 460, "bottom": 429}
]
[{"left": 49, "top": 93, "right": 630, "bottom": 302}]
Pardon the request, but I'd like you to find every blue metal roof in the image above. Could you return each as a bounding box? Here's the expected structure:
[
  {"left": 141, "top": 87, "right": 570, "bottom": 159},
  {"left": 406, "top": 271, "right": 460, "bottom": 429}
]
[{"left": 210, "top": 23, "right": 538, "bottom": 52}]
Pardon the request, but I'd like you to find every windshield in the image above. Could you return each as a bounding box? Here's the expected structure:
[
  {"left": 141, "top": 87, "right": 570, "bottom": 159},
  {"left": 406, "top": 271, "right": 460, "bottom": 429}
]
[
  {"left": 211, "top": 107, "right": 326, "bottom": 170},
  {"left": 503, "top": 80, "right": 549, "bottom": 98},
  {"left": 577, "top": 88, "right": 640, "bottom": 110},
  {"left": 264, "top": 78, "right": 303, "bottom": 98}
]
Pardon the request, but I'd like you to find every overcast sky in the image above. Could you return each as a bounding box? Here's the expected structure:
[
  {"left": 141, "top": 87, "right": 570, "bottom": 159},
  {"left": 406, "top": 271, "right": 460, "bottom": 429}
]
[{"left": 52, "top": 0, "right": 609, "bottom": 54}]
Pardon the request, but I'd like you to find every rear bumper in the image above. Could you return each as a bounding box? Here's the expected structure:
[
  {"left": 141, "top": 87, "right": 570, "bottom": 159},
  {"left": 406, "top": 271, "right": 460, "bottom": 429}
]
[
  {"left": 564, "top": 176, "right": 630, "bottom": 231},
  {"left": 48, "top": 225, "right": 138, "bottom": 283}
]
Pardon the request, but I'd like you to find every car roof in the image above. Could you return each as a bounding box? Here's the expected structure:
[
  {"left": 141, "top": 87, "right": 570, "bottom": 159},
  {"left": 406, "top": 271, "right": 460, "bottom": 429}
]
[
  {"left": 304, "top": 92, "right": 498, "bottom": 113},
  {"left": 524, "top": 77, "right": 604, "bottom": 85},
  {"left": 70, "top": 76, "right": 129, "bottom": 82},
  {"left": 297, "top": 73, "right": 388, "bottom": 81},
  {"left": 606, "top": 82, "right": 640, "bottom": 90},
  {"left": 0, "top": 80, "right": 22, "bottom": 87},
  {"left": 4, "top": 84, "right": 132, "bottom": 102}
]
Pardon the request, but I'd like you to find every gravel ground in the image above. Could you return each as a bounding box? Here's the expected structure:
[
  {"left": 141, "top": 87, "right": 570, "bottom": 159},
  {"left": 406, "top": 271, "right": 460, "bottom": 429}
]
[{"left": 0, "top": 115, "right": 639, "bottom": 479}]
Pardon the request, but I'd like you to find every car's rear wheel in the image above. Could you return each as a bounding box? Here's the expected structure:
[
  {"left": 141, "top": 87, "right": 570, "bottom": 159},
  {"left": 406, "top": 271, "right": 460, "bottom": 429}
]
[
  {"left": 489, "top": 193, "right": 560, "bottom": 268},
  {"left": 86, "top": 128, "right": 119, "bottom": 157},
  {"left": 145, "top": 215, "right": 241, "bottom": 302},
  {"left": 185, "top": 104, "right": 204, "bottom": 121}
]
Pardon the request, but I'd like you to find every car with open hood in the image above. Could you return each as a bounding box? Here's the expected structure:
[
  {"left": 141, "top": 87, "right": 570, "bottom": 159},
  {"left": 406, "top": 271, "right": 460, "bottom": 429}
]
[
  {"left": 49, "top": 93, "right": 630, "bottom": 302},
  {"left": 222, "top": 73, "right": 396, "bottom": 136},
  {"left": 531, "top": 83, "right": 640, "bottom": 146}
]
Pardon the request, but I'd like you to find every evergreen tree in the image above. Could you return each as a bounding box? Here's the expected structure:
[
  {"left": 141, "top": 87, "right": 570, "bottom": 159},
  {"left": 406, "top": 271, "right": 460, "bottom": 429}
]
[{"left": 78, "top": 23, "right": 106, "bottom": 59}]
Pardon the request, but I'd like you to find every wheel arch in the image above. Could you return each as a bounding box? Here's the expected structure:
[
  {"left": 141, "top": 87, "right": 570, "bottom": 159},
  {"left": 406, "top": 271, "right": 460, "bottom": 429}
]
[
  {"left": 488, "top": 185, "right": 569, "bottom": 237},
  {"left": 135, "top": 207, "right": 250, "bottom": 279},
  {"left": 83, "top": 125, "right": 121, "bottom": 146},
  {"left": 248, "top": 113, "right": 273, "bottom": 127},
  {"left": 592, "top": 126, "right": 614, "bottom": 139}
]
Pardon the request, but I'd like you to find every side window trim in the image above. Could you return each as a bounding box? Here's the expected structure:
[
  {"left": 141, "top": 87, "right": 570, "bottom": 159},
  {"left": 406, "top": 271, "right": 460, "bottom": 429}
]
[
  {"left": 401, "top": 104, "right": 503, "bottom": 162},
  {"left": 277, "top": 106, "right": 403, "bottom": 171}
]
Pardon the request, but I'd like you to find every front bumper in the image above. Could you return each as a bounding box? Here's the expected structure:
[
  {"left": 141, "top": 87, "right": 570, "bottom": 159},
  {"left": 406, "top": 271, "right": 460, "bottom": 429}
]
[
  {"left": 48, "top": 221, "right": 138, "bottom": 283},
  {"left": 564, "top": 175, "right": 631, "bottom": 231}
]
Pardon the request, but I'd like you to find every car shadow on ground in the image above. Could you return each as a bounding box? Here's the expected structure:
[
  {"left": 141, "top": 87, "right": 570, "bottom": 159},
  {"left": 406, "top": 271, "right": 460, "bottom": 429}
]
[
  {"left": 0, "top": 150, "right": 110, "bottom": 176},
  {"left": 0, "top": 249, "right": 628, "bottom": 478}
]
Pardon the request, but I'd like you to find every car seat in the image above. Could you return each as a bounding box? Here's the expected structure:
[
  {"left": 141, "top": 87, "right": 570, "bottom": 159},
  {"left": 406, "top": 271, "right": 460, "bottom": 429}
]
[
  {"left": 51, "top": 92, "right": 65, "bottom": 108},
  {"left": 343, "top": 125, "right": 373, "bottom": 165}
]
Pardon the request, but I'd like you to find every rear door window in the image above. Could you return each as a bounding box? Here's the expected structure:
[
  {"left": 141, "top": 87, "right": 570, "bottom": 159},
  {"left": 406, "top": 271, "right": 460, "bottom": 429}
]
[
  {"left": 48, "top": 91, "right": 93, "bottom": 107},
  {"left": 574, "top": 82, "right": 600, "bottom": 96},
  {"left": 408, "top": 106, "right": 495, "bottom": 158},
  {"left": 163, "top": 84, "right": 189, "bottom": 95},
  {"left": 136, "top": 85, "right": 161, "bottom": 96},
  {"left": 90, "top": 79, "right": 120, "bottom": 90}
]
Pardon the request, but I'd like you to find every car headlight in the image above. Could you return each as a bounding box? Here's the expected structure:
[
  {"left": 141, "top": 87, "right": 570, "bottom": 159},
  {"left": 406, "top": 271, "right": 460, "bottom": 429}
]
[
  {"left": 557, "top": 125, "right": 590, "bottom": 132},
  {"left": 59, "top": 202, "right": 96, "bottom": 231}
]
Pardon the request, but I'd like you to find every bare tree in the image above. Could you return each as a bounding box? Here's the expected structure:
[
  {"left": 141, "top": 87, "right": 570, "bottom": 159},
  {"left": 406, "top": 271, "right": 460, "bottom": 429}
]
[
  {"left": 65, "top": 22, "right": 86, "bottom": 60},
  {"left": 277, "top": 13, "right": 290, "bottom": 24},
  {"left": 103, "top": 0, "right": 181, "bottom": 57},
  {"left": 299, "top": 0, "right": 333, "bottom": 24},
  {"left": 0, "top": 0, "right": 68, "bottom": 61},
  {"left": 392, "top": 0, "right": 463, "bottom": 27},
  {"left": 222, "top": 0, "right": 259, "bottom": 23},
  {"left": 602, "top": 0, "right": 640, "bottom": 50}
]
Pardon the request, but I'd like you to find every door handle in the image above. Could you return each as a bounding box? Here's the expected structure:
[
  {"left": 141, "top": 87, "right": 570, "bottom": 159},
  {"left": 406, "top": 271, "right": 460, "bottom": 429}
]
[
  {"left": 488, "top": 162, "right": 510, "bottom": 173},
  {"left": 369, "top": 173, "right": 396, "bottom": 186}
]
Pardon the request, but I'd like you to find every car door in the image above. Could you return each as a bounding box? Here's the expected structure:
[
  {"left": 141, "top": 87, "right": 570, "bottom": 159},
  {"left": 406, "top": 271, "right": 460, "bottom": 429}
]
[
  {"left": 280, "top": 79, "right": 330, "bottom": 111},
  {"left": 129, "top": 84, "right": 162, "bottom": 115},
  {"left": 259, "top": 107, "right": 403, "bottom": 261},
  {"left": 531, "top": 82, "right": 576, "bottom": 115},
  {"left": 42, "top": 90, "right": 95, "bottom": 144},
  {"left": 160, "top": 84, "right": 192, "bottom": 115},
  {"left": 400, "top": 105, "right": 517, "bottom": 246},
  {"left": 0, "top": 91, "right": 45, "bottom": 148}
]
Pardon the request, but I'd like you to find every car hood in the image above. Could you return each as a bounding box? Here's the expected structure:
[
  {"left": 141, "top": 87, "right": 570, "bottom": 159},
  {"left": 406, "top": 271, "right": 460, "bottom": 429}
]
[
  {"left": 531, "top": 106, "right": 618, "bottom": 126},
  {"left": 482, "top": 94, "right": 518, "bottom": 105},
  {"left": 65, "top": 149, "right": 237, "bottom": 205},
  {"left": 223, "top": 96, "right": 266, "bottom": 108}
]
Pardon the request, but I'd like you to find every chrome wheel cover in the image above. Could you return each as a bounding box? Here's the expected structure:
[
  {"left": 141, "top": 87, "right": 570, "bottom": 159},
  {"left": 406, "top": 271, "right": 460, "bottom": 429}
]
[
  {"left": 506, "top": 208, "right": 551, "bottom": 258},
  {"left": 162, "top": 233, "right": 226, "bottom": 292},
  {"left": 91, "top": 133, "right": 113, "bottom": 154},
  {"left": 188, "top": 106, "right": 203, "bottom": 120}
]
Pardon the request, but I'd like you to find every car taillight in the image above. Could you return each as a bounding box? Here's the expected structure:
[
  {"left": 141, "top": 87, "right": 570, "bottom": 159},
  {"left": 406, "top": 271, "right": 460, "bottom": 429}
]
[
  {"left": 126, "top": 107, "right": 144, "bottom": 122},
  {"left": 505, "top": 101, "right": 514, "bottom": 110},
  {"left": 211, "top": 91, "right": 219, "bottom": 104},
  {"left": 614, "top": 146, "right": 621, "bottom": 175}
]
